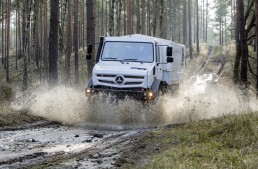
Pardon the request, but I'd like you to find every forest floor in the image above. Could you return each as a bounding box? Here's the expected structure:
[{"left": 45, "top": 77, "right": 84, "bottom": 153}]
[{"left": 0, "top": 44, "right": 258, "bottom": 168}]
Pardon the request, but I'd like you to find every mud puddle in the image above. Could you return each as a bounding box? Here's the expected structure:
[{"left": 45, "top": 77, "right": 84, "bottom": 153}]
[{"left": 0, "top": 122, "right": 151, "bottom": 168}]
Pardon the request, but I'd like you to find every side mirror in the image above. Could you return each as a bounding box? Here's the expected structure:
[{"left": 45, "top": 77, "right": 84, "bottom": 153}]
[
  {"left": 87, "top": 44, "right": 93, "bottom": 54},
  {"left": 86, "top": 54, "right": 92, "bottom": 60},
  {"left": 167, "top": 57, "right": 174, "bottom": 63},
  {"left": 167, "top": 46, "right": 173, "bottom": 56}
]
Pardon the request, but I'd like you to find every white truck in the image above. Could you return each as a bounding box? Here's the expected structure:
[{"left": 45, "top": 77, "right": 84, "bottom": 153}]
[{"left": 85, "top": 34, "right": 186, "bottom": 100}]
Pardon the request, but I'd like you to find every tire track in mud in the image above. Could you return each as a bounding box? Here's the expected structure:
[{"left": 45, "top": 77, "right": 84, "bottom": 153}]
[
  {"left": 195, "top": 46, "right": 215, "bottom": 75},
  {"left": 189, "top": 46, "right": 225, "bottom": 86},
  {"left": 0, "top": 121, "right": 59, "bottom": 132},
  {"left": 0, "top": 122, "right": 154, "bottom": 169}
]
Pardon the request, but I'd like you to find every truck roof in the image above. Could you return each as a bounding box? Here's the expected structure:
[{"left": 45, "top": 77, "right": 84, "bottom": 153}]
[{"left": 104, "top": 34, "right": 185, "bottom": 48}]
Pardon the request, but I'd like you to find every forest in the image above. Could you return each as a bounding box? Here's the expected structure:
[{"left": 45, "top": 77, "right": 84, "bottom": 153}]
[
  {"left": 0, "top": 0, "right": 257, "bottom": 95},
  {"left": 1, "top": 1, "right": 258, "bottom": 168}
]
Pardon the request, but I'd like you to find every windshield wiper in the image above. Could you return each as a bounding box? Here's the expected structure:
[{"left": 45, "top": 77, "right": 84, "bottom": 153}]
[
  {"left": 104, "top": 57, "right": 118, "bottom": 60},
  {"left": 104, "top": 57, "right": 124, "bottom": 64},
  {"left": 122, "top": 59, "right": 143, "bottom": 64},
  {"left": 122, "top": 59, "right": 138, "bottom": 61}
]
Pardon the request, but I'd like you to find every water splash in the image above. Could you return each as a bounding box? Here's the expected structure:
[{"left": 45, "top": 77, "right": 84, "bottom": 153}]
[{"left": 11, "top": 74, "right": 258, "bottom": 127}]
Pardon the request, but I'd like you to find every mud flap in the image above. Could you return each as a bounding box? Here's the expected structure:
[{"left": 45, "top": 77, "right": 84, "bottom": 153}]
[{"left": 151, "top": 79, "right": 161, "bottom": 94}]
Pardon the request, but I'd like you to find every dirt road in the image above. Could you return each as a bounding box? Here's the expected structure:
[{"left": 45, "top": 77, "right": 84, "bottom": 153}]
[{"left": 0, "top": 121, "right": 153, "bottom": 168}]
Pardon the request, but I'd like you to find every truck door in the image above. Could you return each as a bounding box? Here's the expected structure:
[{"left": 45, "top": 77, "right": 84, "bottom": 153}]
[
  {"left": 155, "top": 45, "right": 163, "bottom": 80},
  {"left": 162, "top": 46, "right": 173, "bottom": 84}
]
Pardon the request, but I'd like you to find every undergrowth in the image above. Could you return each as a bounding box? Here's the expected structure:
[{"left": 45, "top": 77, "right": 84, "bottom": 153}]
[{"left": 145, "top": 113, "right": 258, "bottom": 169}]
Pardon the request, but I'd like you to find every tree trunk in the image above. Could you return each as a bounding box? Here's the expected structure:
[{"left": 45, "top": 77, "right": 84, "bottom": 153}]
[
  {"left": 127, "top": 0, "right": 133, "bottom": 34},
  {"left": 26, "top": 1, "right": 32, "bottom": 66},
  {"left": 79, "top": 3, "right": 82, "bottom": 48},
  {"left": 6, "top": 0, "right": 11, "bottom": 82},
  {"left": 74, "top": 0, "right": 79, "bottom": 84},
  {"left": 237, "top": 0, "right": 248, "bottom": 87},
  {"left": 101, "top": 0, "right": 104, "bottom": 36},
  {"left": 141, "top": 0, "right": 146, "bottom": 34},
  {"left": 123, "top": 0, "right": 126, "bottom": 35},
  {"left": 170, "top": 0, "right": 175, "bottom": 40},
  {"left": 2, "top": 0, "right": 5, "bottom": 65},
  {"left": 49, "top": 0, "right": 59, "bottom": 87},
  {"left": 136, "top": 0, "right": 140, "bottom": 33},
  {"left": 0, "top": 1, "right": 2, "bottom": 64},
  {"left": 65, "top": 0, "right": 71, "bottom": 84},
  {"left": 96, "top": 0, "right": 99, "bottom": 42},
  {"left": 59, "top": 0, "right": 67, "bottom": 57},
  {"left": 34, "top": 0, "right": 40, "bottom": 69},
  {"left": 224, "top": 15, "right": 227, "bottom": 46},
  {"left": 233, "top": 7, "right": 241, "bottom": 84},
  {"left": 196, "top": 0, "right": 200, "bottom": 53},
  {"left": 43, "top": 0, "right": 48, "bottom": 80},
  {"left": 159, "top": 0, "right": 164, "bottom": 38},
  {"left": 116, "top": 0, "right": 122, "bottom": 36},
  {"left": 109, "top": 0, "right": 115, "bottom": 36},
  {"left": 183, "top": 0, "right": 187, "bottom": 45},
  {"left": 106, "top": 0, "right": 108, "bottom": 34},
  {"left": 255, "top": 0, "right": 258, "bottom": 96},
  {"left": 82, "top": 1, "right": 85, "bottom": 49},
  {"left": 87, "top": 0, "right": 95, "bottom": 77},
  {"left": 153, "top": 0, "right": 158, "bottom": 36},
  {"left": 4, "top": 0, "right": 7, "bottom": 69},
  {"left": 219, "top": 15, "right": 222, "bottom": 45},
  {"left": 205, "top": 0, "right": 208, "bottom": 42},
  {"left": 188, "top": 0, "right": 193, "bottom": 59},
  {"left": 203, "top": 0, "right": 205, "bottom": 42},
  {"left": 22, "top": 0, "right": 28, "bottom": 90},
  {"left": 147, "top": 0, "right": 150, "bottom": 35},
  {"left": 18, "top": 0, "right": 21, "bottom": 60},
  {"left": 230, "top": 0, "right": 234, "bottom": 40},
  {"left": 15, "top": 0, "right": 18, "bottom": 70}
]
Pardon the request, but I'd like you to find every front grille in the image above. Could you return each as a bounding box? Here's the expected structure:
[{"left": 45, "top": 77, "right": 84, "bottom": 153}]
[
  {"left": 124, "top": 75, "right": 144, "bottom": 79},
  {"left": 96, "top": 74, "right": 145, "bottom": 86},
  {"left": 94, "top": 85, "right": 145, "bottom": 91},
  {"left": 97, "top": 74, "right": 116, "bottom": 78},
  {"left": 99, "top": 80, "right": 115, "bottom": 84},
  {"left": 124, "top": 82, "right": 143, "bottom": 85}
]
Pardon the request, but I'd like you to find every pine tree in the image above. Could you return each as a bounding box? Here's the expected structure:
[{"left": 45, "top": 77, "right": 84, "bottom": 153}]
[
  {"left": 49, "top": 0, "right": 59, "bottom": 87},
  {"left": 255, "top": 0, "right": 258, "bottom": 96},
  {"left": 65, "top": 0, "right": 71, "bottom": 84},
  {"left": 74, "top": 0, "right": 79, "bottom": 84},
  {"left": 237, "top": 0, "right": 248, "bottom": 87},
  {"left": 6, "top": 0, "right": 11, "bottom": 82},
  {"left": 188, "top": 0, "right": 193, "bottom": 59}
]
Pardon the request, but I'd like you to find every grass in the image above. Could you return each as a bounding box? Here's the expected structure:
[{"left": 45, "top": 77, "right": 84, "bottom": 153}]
[
  {"left": 0, "top": 110, "right": 44, "bottom": 127},
  {"left": 141, "top": 113, "right": 258, "bottom": 169}
]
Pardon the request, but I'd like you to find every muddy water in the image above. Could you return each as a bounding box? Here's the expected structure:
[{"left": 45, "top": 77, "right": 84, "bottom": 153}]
[{"left": 11, "top": 73, "right": 258, "bottom": 127}]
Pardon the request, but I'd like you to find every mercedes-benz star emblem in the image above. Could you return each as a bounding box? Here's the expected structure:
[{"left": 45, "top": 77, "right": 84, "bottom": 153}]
[{"left": 115, "top": 76, "right": 124, "bottom": 85}]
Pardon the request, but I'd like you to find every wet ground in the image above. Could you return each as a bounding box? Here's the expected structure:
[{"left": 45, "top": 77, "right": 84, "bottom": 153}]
[{"left": 0, "top": 121, "right": 153, "bottom": 168}]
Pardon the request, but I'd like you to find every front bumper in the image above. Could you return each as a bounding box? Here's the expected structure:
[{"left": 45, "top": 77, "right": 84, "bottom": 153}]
[{"left": 85, "top": 87, "right": 155, "bottom": 100}]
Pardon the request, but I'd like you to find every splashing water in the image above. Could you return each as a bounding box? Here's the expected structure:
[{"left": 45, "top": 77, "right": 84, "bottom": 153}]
[{"left": 11, "top": 74, "right": 258, "bottom": 127}]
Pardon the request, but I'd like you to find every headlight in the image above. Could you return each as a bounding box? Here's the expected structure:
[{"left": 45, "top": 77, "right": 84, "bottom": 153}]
[
  {"left": 146, "top": 90, "right": 155, "bottom": 100},
  {"left": 85, "top": 88, "right": 92, "bottom": 95}
]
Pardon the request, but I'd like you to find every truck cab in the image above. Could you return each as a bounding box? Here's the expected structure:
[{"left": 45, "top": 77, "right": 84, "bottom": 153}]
[{"left": 85, "top": 34, "right": 186, "bottom": 100}]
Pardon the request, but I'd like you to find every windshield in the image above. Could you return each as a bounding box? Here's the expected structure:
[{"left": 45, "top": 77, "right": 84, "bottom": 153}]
[{"left": 101, "top": 42, "right": 154, "bottom": 63}]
